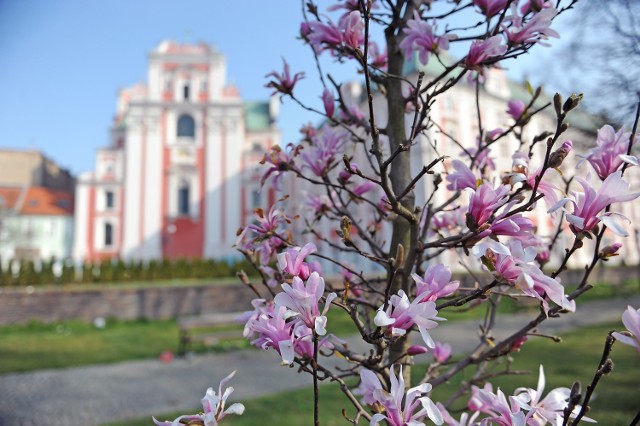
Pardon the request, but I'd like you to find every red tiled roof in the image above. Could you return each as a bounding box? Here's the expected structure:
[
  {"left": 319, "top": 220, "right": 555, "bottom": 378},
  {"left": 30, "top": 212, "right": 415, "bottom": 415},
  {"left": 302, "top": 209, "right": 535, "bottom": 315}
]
[
  {"left": 22, "top": 187, "right": 74, "bottom": 215},
  {"left": 0, "top": 187, "right": 22, "bottom": 210}
]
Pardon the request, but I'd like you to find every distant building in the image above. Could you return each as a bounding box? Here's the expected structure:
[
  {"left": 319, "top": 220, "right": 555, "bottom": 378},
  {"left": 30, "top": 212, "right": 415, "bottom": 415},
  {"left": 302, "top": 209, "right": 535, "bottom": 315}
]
[
  {"left": 283, "top": 58, "right": 640, "bottom": 272},
  {"left": 0, "top": 149, "right": 75, "bottom": 192},
  {"left": 74, "top": 41, "right": 279, "bottom": 262},
  {"left": 0, "top": 187, "right": 74, "bottom": 264}
]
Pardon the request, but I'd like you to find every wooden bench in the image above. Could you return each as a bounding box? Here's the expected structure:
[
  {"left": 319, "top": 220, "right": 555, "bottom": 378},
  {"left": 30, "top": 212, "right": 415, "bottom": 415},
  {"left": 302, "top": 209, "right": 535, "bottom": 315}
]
[{"left": 177, "top": 312, "right": 244, "bottom": 356}]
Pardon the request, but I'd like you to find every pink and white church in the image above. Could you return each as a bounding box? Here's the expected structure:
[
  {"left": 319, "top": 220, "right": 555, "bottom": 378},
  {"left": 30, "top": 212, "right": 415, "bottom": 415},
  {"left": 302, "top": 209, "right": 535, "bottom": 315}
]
[{"left": 73, "top": 41, "right": 280, "bottom": 262}]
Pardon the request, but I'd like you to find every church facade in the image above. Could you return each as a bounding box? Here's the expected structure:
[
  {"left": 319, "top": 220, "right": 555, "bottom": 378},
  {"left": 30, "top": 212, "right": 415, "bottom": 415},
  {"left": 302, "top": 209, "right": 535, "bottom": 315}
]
[{"left": 73, "top": 41, "right": 279, "bottom": 262}]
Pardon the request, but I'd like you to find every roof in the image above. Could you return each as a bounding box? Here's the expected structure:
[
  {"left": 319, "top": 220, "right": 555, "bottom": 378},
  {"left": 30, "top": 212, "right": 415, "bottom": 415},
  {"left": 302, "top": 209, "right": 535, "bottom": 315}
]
[
  {"left": 21, "top": 187, "right": 74, "bottom": 216},
  {"left": 244, "top": 101, "right": 272, "bottom": 131},
  {"left": 154, "top": 41, "right": 216, "bottom": 56},
  {"left": 0, "top": 187, "right": 23, "bottom": 211}
]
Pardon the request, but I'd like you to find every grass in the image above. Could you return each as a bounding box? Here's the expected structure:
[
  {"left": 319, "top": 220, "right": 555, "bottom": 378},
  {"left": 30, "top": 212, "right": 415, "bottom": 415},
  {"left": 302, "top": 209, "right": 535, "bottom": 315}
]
[
  {"left": 111, "top": 323, "right": 639, "bottom": 426},
  {"left": 0, "top": 318, "right": 250, "bottom": 374},
  {"left": 0, "top": 306, "right": 361, "bottom": 375}
]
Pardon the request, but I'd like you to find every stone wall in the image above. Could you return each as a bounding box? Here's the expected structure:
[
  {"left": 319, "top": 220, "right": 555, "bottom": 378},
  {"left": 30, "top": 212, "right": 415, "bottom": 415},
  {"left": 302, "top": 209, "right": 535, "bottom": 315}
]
[
  {"left": 0, "top": 266, "right": 637, "bottom": 325},
  {"left": 0, "top": 281, "right": 256, "bottom": 325}
]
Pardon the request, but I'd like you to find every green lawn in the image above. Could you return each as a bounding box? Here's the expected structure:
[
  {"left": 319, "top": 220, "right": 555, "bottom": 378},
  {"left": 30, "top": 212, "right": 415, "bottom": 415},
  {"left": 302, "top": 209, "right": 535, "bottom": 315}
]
[
  {"left": 0, "top": 318, "right": 250, "bottom": 374},
  {"left": 112, "top": 323, "right": 639, "bottom": 426},
  {"left": 0, "top": 308, "right": 363, "bottom": 374}
]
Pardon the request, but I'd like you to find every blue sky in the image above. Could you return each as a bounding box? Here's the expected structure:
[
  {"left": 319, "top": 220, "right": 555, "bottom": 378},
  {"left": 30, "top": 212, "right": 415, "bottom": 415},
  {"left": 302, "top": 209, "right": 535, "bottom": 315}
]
[{"left": 0, "top": 1, "right": 576, "bottom": 175}]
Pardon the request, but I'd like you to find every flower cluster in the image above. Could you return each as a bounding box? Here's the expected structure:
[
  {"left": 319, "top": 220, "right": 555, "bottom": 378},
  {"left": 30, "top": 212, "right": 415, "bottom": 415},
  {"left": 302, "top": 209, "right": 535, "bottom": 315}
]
[{"left": 242, "top": 244, "right": 338, "bottom": 364}]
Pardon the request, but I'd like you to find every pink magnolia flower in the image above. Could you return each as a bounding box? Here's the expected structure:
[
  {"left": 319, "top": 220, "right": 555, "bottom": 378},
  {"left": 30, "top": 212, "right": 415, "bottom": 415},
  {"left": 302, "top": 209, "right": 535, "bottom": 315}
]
[
  {"left": 507, "top": 99, "right": 526, "bottom": 120},
  {"left": 432, "top": 341, "right": 452, "bottom": 363},
  {"left": 473, "top": 0, "right": 508, "bottom": 17},
  {"left": 369, "top": 41, "right": 388, "bottom": 68},
  {"left": 153, "top": 371, "right": 245, "bottom": 426},
  {"left": 467, "top": 183, "right": 510, "bottom": 229},
  {"left": 505, "top": 7, "right": 559, "bottom": 45},
  {"left": 447, "top": 159, "right": 480, "bottom": 191},
  {"left": 351, "top": 179, "right": 377, "bottom": 197},
  {"left": 579, "top": 125, "right": 637, "bottom": 180},
  {"left": 289, "top": 321, "right": 336, "bottom": 359},
  {"left": 239, "top": 298, "right": 274, "bottom": 339},
  {"left": 259, "top": 145, "right": 292, "bottom": 189},
  {"left": 374, "top": 289, "right": 444, "bottom": 347},
  {"left": 338, "top": 162, "right": 360, "bottom": 183},
  {"left": 465, "top": 35, "right": 507, "bottom": 71},
  {"left": 277, "top": 243, "right": 317, "bottom": 280},
  {"left": 477, "top": 240, "right": 575, "bottom": 314},
  {"left": 369, "top": 366, "right": 444, "bottom": 426},
  {"left": 307, "top": 10, "right": 364, "bottom": 54},
  {"left": 247, "top": 206, "right": 287, "bottom": 240},
  {"left": 265, "top": 59, "right": 304, "bottom": 96},
  {"left": 549, "top": 171, "right": 640, "bottom": 236},
  {"left": 300, "top": 125, "right": 348, "bottom": 176},
  {"left": 476, "top": 387, "right": 530, "bottom": 426},
  {"left": 514, "top": 365, "right": 593, "bottom": 425},
  {"left": 274, "top": 271, "right": 337, "bottom": 335},
  {"left": 489, "top": 200, "right": 535, "bottom": 238},
  {"left": 354, "top": 368, "right": 383, "bottom": 406},
  {"left": 612, "top": 306, "right": 640, "bottom": 353},
  {"left": 411, "top": 264, "right": 460, "bottom": 302},
  {"left": 468, "top": 383, "right": 495, "bottom": 414},
  {"left": 248, "top": 305, "right": 296, "bottom": 364},
  {"left": 321, "top": 88, "right": 335, "bottom": 118},
  {"left": 400, "top": 11, "right": 451, "bottom": 65}
]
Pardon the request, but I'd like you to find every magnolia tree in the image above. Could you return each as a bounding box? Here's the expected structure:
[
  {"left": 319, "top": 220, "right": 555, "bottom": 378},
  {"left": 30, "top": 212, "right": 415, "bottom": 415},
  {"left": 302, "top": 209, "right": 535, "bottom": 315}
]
[{"left": 155, "top": 1, "right": 640, "bottom": 425}]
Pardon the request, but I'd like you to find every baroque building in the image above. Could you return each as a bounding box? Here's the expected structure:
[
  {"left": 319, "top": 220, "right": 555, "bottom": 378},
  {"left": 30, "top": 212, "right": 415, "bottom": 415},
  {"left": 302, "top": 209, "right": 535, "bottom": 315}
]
[{"left": 74, "top": 41, "right": 279, "bottom": 262}]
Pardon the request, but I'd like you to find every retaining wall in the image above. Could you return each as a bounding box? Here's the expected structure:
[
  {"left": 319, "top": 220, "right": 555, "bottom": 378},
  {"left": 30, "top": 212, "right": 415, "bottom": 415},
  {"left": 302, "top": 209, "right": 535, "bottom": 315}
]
[{"left": 0, "top": 266, "right": 637, "bottom": 325}]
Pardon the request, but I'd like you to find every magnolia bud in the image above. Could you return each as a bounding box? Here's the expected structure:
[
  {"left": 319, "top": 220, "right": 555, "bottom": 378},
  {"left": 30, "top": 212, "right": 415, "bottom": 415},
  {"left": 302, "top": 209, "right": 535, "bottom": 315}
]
[
  {"left": 407, "top": 345, "right": 429, "bottom": 355},
  {"left": 510, "top": 335, "right": 528, "bottom": 352},
  {"left": 548, "top": 140, "right": 573, "bottom": 168},
  {"left": 563, "top": 93, "right": 583, "bottom": 112},
  {"left": 600, "top": 243, "right": 622, "bottom": 259},
  {"left": 553, "top": 93, "right": 562, "bottom": 116}
]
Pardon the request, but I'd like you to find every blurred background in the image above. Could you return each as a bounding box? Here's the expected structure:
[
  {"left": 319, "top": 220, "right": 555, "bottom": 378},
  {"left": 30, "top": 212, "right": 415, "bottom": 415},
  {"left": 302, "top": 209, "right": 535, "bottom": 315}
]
[{"left": 0, "top": 1, "right": 638, "bottom": 425}]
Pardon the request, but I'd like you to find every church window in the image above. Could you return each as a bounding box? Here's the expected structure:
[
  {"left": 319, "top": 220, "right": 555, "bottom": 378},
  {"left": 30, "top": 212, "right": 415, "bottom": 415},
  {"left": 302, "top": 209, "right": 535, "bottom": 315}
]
[
  {"left": 178, "top": 180, "right": 190, "bottom": 215},
  {"left": 105, "top": 223, "right": 113, "bottom": 247},
  {"left": 177, "top": 114, "right": 195, "bottom": 138}
]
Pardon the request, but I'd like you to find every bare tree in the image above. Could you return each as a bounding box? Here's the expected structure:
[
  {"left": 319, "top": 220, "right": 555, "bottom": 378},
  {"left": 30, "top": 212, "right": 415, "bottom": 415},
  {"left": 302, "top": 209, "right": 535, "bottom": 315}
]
[{"left": 558, "top": 0, "right": 640, "bottom": 124}]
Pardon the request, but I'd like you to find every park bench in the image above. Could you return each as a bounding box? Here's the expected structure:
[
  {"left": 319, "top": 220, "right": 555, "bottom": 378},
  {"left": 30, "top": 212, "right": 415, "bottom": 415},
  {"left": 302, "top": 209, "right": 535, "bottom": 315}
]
[{"left": 177, "top": 312, "right": 244, "bottom": 356}]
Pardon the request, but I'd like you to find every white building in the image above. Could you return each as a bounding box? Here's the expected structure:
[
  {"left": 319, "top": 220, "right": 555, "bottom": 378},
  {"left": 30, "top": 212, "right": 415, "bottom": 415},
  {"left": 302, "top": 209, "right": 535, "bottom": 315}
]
[
  {"left": 0, "top": 186, "right": 74, "bottom": 264},
  {"left": 282, "top": 58, "right": 640, "bottom": 273},
  {"left": 74, "top": 41, "right": 279, "bottom": 262}
]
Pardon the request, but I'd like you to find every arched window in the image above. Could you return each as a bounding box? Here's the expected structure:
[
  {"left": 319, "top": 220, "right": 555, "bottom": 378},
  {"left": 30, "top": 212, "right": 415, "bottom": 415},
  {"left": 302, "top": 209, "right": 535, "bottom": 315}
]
[
  {"left": 177, "top": 114, "right": 195, "bottom": 138},
  {"left": 105, "top": 223, "right": 113, "bottom": 246},
  {"left": 178, "top": 180, "right": 190, "bottom": 215}
]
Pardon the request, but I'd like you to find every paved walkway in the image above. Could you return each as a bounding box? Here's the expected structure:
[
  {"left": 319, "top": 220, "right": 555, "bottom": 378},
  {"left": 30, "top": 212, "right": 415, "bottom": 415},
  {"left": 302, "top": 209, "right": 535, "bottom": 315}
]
[{"left": 1, "top": 295, "right": 638, "bottom": 426}]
